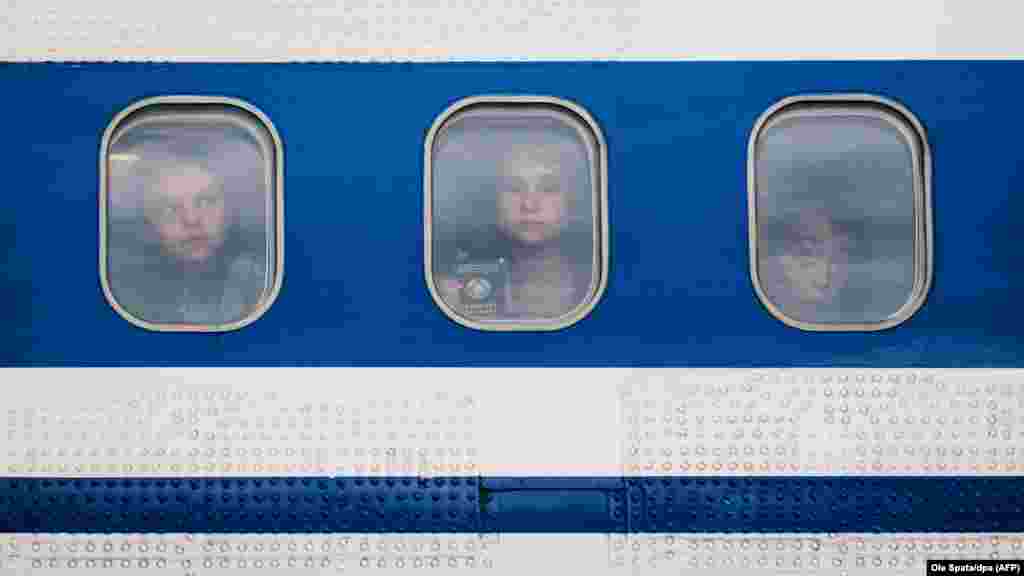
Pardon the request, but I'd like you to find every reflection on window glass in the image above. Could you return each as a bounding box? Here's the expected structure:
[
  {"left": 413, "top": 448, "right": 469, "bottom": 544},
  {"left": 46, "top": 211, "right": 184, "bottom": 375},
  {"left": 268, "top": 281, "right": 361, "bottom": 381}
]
[
  {"left": 751, "top": 98, "right": 930, "bottom": 330},
  {"left": 102, "top": 100, "right": 281, "bottom": 330},
  {"left": 428, "top": 99, "right": 605, "bottom": 330}
]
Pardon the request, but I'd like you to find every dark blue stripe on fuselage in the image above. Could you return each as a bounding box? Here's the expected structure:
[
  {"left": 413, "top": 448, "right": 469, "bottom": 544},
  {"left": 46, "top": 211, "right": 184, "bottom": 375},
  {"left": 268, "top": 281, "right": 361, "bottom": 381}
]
[
  {"left": 2, "top": 476, "right": 1022, "bottom": 533},
  {"left": 1, "top": 61, "right": 1023, "bottom": 367}
]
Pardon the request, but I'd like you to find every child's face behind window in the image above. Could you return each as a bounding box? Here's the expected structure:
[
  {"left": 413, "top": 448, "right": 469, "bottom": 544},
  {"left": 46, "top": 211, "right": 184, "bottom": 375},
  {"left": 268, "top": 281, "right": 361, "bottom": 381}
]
[
  {"left": 778, "top": 210, "right": 849, "bottom": 304},
  {"left": 496, "top": 152, "right": 568, "bottom": 247},
  {"left": 146, "top": 163, "right": 227, "bottom": 265}
]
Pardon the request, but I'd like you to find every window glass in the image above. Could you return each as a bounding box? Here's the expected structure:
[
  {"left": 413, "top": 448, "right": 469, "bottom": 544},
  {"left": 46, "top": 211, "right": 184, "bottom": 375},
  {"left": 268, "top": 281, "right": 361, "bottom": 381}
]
[
  {"left": 750, "top": 98, "right": 930, "bottom": 330},
  {"left": 427, "top": 98, "right": 606, "bottom": 330},
  {"left": 102, "top": 99, "right": 282, "bottom": 331}
]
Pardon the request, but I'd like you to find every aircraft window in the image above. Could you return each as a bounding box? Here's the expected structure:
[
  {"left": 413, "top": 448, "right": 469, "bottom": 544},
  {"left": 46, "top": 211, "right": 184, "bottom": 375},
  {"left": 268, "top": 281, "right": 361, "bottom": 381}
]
[
  {"left": 426, "top": 97, "right": 608, "bottom": 331},
  {"left": 100, "top": 97, "right": 283, "bottom": 332},
  {"left": 749, "top": 95, "right": 932, "bottom": 331}
]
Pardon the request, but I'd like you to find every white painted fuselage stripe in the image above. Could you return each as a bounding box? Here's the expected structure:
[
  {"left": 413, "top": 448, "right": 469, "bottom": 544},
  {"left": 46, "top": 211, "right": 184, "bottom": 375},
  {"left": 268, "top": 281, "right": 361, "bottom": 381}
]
[
  {"left": 3, "top": 533, "right": 1023, "bottom": 575},
  {"left": 2, "top": 368, "right": 1022, "bottom": 478},
  {"left": 5, "top": 1, "right": 1024, "bottom": 62}
]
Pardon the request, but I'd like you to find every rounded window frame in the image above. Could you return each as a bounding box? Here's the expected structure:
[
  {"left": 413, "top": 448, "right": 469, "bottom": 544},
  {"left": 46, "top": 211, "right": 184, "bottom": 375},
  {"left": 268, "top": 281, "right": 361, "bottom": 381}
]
[
  {"left": 99, "top": 95, "right": 285, "bottom": 333},
  {"left": 747, "top": 94, "right": 933, "bottom": 332},
  {"left": 424, "top": 95, "right": 609, "bottom": 332}
]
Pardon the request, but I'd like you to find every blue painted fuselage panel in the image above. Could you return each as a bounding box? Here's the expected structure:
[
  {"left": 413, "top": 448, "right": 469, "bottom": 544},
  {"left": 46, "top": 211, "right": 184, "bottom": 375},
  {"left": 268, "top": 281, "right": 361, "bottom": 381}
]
[{"left": 1, "top": 62, "right": 1021, "bottom": 366}]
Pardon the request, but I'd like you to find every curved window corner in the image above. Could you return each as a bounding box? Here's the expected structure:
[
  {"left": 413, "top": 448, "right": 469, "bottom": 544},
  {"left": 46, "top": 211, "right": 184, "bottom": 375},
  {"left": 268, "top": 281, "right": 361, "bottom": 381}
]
[
  {"left": 748, "top": 95, "right": 932, "bottom": 332},
  {"left": 425, "top": 96, "right": 608, "bottom": 331},
  {"left": 100, "top": 96, "right": 284, "bottom": 332}
]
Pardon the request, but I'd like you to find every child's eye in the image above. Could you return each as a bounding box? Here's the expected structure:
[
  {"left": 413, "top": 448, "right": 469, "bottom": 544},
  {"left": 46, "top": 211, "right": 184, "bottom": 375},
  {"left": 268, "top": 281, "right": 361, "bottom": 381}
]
[{"left": 196, "top": 194, "right": 219, "bottom": 208}]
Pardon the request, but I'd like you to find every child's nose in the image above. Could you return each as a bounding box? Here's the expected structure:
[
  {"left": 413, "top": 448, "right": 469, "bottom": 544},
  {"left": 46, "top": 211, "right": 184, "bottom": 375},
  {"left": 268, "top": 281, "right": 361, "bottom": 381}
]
[{"left": 521, "top": 192, "right": 541, "bottom": 211}]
